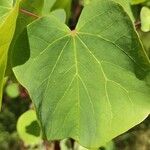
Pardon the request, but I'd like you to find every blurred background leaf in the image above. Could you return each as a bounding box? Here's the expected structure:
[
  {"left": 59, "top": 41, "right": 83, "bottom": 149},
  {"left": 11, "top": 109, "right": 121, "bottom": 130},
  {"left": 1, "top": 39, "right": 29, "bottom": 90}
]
[
  {"left": 5, "top": 83, "right": 19, "bottom": 98},
  {"left": 17, "top": 110, "right": 42, "bottom": 146},
  {"left": 141, "top": 7, "right": 150, "bottom": 32}
]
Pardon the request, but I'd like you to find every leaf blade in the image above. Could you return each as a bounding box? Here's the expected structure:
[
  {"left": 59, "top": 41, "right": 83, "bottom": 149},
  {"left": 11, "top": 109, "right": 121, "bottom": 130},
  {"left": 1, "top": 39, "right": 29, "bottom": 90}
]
[
  {"left": 0, "top": 0, "right": 20, "bottom": 109},
  {"left": 13, "top": 0, "right": 150, "bottom": 148}
]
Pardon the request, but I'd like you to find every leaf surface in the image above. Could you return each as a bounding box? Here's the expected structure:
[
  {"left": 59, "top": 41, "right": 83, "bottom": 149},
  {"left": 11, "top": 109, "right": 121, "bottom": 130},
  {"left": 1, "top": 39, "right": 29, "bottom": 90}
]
[
  {"left": 0, "top": 0, "right": 20, "bottom": 109},
  {"left": 131, "top": 0, "right": 146, "bottom": 5},
  {"left": 6, "top": 0, "right": 43, "bottom": 76},
  {"left": 8, "top": 0, "right": 67, "bottom": 76},
  {"left": 13, "top": 0, "right": 150, "bottom": 148},
  {"left": 113, "top": 0, "right": 133, "bottom": 19},
  {"left": 141, "top": 7, "right": 150, "bottom": 32},
  {"left": 0, "top": 0, "right": 13, "bottom": 8},
  {"left": 0, "top": 0, "right": 13, "bottom": 24},
  {"left": 52, "top": 0, "right": 72, "bottom": 22},
  {"left": 42, "top": 0, "right": 56, "bottom": 15},
  {"left": 85, "top": 0, "right": 134, "bottom": 21}
]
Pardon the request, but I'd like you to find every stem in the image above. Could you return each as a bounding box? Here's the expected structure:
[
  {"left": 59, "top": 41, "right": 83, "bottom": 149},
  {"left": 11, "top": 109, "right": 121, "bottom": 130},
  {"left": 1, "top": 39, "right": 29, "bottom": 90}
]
[
  {"left": 135, "top": 20, "right": 141, "bottom": 29},
  {"left": 20, "top": 9, "right": 39, "bottom": 18},
  {"left": 55, "top": 141, "right": 60, "bottom": 150}
]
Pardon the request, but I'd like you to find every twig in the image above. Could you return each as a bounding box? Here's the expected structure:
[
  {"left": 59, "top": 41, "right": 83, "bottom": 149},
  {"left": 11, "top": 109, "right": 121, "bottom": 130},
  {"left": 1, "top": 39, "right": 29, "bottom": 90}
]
[
  {"left": 135, "top": 20, "right": 141, "bottom": 29},
  {"left": 20, "top": 9, "right": 39, "bottom": 18}
]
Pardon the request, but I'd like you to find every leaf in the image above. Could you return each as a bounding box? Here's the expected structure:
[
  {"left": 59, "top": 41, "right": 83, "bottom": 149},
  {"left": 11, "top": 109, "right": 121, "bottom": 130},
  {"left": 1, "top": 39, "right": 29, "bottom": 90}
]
[
  {"left": 0, "top": 0, "right": 20, "bottom": 109},
  {"left": 17, "top": 110, "right": 42, "bottom": 146},
  {"left": 52, "top": 0, "right": 72, "bottom": 22},
  {"left": 42, "top": 0, "right": 70, "bottom": 21},
  {"left": 0, "top": 0, "right": 13, "bottom": 8},
  {"left": 131, "top": 0, "right": 146, "bottom": 5},
  {"left": 51, "top": 9, "right": 66, "bottom": 23},
  {"left": 13, "top": 0, "right": 150, "bottom": 148},
  {"left": 5, "top": 83, "right": 20, "bottom": 98},
  {"left": 82, "top": 0, "right": 92, "bottom": 5},
  {"left": 145, "top": 72, "right": 150, "bottom": 86},
  {"left": 141, "top": 7, "right": 150, "bottom": 32},
  {"left": 0, "top": 0, "right": 13, "bottom": 24},
  {"left": 83, "top": 0, "right": 134, "bottom": 21},
  {"left": 74, "top": 142, "right": 89, "bottom": 150},
  {"left": 138, "top": 31, "right": 150, "bottom": 58},
  {"left": 42, "top": 0, "right": 56, "bottom": 15},
  {"left": 7, "top": 0, "right": 67, "bottom": 76},
  {"left": 83, "top": 0, "right": 92, "bottom": 5},
  {"left": 6, "top": 0, "right": 44, "bottom": 76},
  {"left": 113, "top": 0, "right": 134, "bottom": 21},
  {"left": 103, "top": 141, "right": 115, "bottom": 150}
]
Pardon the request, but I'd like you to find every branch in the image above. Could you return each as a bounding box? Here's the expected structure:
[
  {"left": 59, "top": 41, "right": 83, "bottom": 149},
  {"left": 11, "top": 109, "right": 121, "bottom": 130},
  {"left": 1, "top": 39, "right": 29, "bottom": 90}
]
[
  {"left": 20, "top": 9, "right": 39, "bottom": 18},
  {"left": 135, "top": 20, "right": 141, "bottom": 29}
]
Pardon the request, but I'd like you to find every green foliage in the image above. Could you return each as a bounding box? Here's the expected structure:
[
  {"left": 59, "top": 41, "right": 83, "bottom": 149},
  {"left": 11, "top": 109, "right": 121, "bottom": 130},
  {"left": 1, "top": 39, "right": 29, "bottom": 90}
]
[
  {"left": 13, "top": 0, "right": 150, "bottom": 148},
  {"left": 42, "top": 0, "right": 56, "bottom": 15},
  {"left": 83, "top": 0, "right": 92, "bottom": 5},
  {"left": 0, "top": 0, "right": 150, "bottom": 149},
  {"left": 6, "top": 0, "right": 43, "bottom": 76},
  {"left": 131, "top": 0, "right": 146, "bottom": 5},
  {"left": 0, "top": 91, "right": 31, "bottom": 150},
  {"left": 83, "top": 0, "right": 134, "bottom": 21},
  {"left": 141, "top": 7, "right": 150, "bottom": 32},
  {"left": 0, "top": 0, "right": 13, "bottom": 8},
  {"left": 0, "top": 0, "right": 20, "bottom": 109},
  {"left": 8, "top": 0, "right": 67, "bottom": 76},
  {"left": 103, "top": 141, "right": 115, "bottom": 150},
  {"left": 5, "top": 83, "right": 19, "bottom": 98},
  {"left": 17, "top": 110, "right": 42, "bottom": 146},
  {"left": 113, "top": 0, "right": 134, "bottom": 20},
  {"left": 52, "top": 0, "right": 72, "bottom": 22}
]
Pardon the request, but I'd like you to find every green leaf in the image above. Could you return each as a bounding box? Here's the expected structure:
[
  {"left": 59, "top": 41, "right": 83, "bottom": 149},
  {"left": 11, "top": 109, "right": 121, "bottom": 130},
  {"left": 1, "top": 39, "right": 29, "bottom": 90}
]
[
  {"left": 113, "top": 0, "right": 134, "bottom": 21},
  {"left": 145, "top": 72, "right": 150, "bottom": 86},
  {"left": 0, "top": 0, "right": 20, "bottom": 109},
  {"left": 42, "top": 0, "right": 70, "bottom": 21},
  {"left": 0, "top": 0, "right": 12, "bottom": 24},
  {"left": 141, "top": 7, "right": 150, "bottom": 32},
  {"left": 51, "top": 9, "right": 66, "bottom": 23},
  {"left": 82, "top": 0, "right": 92, "bottom": 5},
  {"left": 0, "top": 0, "right": 13, "bottom": 8},
  {"left": 131, "top": 0, "right": 146, "bottom": 5},
  {"left": 5, "top": 83, "right": 20, "bottom": 98},
  {"left": 138, "top": 31, "right": 150, "bottom": 58},
  {"left": 7, "top": 0, "right": 67, "bottom": 77},
  {"left": 83, "top": 0, "right": 134, "bottom": 21},
  {"left": 42, "top": 0, "right": 56, "bottom": 15},
  {"left": 52, "top": 0, "right": 72, "bottom": 22},
  {"left": 6, "top": 0, "right": 44, "bottom": 76},
  {"left": 103, "top": 141, "right": 115, "bottom": 150},
  {"left": 13, "top": 0, "right": 150, "bottom": 148},
  {"left": 74, "top": 142, "right": 89, "bottom": 150},
  {"left": 17, "top": 110, "right": 42, "bottom": 146}
]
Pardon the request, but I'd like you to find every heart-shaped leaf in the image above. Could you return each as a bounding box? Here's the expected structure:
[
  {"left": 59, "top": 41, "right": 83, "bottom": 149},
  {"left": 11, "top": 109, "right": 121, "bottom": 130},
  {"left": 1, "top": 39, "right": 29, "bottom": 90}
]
[
  {"left": 0, "top": 0, "right": 20, "bottom": 109},
  {"left": 13, "top": 0, "right": 150, "bottom": 148}
]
